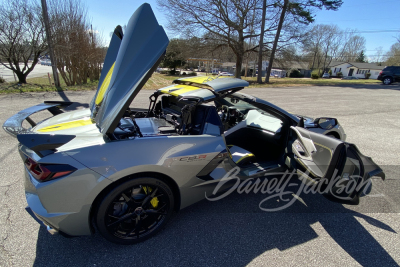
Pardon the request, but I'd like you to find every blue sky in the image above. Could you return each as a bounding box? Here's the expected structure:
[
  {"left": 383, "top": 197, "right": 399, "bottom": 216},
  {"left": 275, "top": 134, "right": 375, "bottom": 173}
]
[{"left": 86, "top": 0, "right": 400, "bottom": 57}]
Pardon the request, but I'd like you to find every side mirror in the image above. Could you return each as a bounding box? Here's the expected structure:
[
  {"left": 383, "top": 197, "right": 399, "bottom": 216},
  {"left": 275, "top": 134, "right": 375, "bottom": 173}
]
[
  {"left": 297, "top": 117, "right": 305, "bottom": 128},
  {"left": 315, "top": 117, "right": 337, "bottom": 130}
]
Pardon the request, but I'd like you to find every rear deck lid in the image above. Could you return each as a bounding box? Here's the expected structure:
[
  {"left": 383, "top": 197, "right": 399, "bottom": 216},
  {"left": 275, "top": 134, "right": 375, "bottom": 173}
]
[{"left": 94, "top": 3, "right": 169, "bottom": 135}]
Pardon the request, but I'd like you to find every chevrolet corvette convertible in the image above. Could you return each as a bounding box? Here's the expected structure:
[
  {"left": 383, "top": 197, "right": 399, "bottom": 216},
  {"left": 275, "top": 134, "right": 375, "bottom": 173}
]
[{"left": 3, "top": 4, "right": 384, "bottom": 245}]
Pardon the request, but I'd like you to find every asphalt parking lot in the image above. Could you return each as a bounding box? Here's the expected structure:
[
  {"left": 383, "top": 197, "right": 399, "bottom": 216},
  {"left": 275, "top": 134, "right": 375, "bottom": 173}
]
[{"left": 0, "top": 84, "right": 399, "bottom": 266}]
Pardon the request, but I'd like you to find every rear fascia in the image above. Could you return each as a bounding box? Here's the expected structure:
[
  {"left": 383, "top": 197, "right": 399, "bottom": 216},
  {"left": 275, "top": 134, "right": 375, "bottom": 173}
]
[{"left": 20, "top": 145, "right": 112, "bottom": 236}]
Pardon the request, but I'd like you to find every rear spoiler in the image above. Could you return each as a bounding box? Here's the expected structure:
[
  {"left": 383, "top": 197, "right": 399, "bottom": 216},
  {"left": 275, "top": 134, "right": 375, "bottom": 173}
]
[
  {"left": 3, "top": 101, "right": 88, "bottom": 156},
  {"left": 2, "top": 101, "right": 88, "bottom": 137}
]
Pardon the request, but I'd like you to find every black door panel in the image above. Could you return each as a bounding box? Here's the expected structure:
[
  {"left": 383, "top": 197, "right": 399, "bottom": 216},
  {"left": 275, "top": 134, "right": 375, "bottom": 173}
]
[{"left": 290, "top": 126, "right": 384, "bottom": 205}]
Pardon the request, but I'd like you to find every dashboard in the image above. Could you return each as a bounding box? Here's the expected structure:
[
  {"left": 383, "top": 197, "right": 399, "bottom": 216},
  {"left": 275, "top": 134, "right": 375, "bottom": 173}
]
[{"left": 224, "top": 109, "right": 283, "bottom": 137}]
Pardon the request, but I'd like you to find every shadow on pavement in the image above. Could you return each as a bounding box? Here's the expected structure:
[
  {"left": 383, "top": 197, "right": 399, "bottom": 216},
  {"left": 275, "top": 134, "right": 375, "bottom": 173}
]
[
  {"left": 55, "top": 90, "right": 71, "bottom": 102},
  {"left": 33, "top": 185, "right": 398, "bottom": 267}
]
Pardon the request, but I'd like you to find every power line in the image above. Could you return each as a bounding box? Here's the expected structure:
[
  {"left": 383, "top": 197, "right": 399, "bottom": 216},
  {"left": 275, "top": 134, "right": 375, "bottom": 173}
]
[
  {"left": 349, "top": 29, "right": 400, "bottom": 33},
  {"left": 318, "top": 17, "right": 400, "bottom": 23},
  {"left": 340, "top": 0, "right": 399, "bottom": 8}
]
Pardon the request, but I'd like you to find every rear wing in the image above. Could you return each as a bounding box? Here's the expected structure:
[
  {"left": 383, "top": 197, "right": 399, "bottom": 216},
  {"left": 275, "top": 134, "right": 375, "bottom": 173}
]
[
  {"left": 2, "top": 101, "right": 88, "bottom": 137},
  {"left": 3, "top": 101, "right": 88, "bottom": 157}
]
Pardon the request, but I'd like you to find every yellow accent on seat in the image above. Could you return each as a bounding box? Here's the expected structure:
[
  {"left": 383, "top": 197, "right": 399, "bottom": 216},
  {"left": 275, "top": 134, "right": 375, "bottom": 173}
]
[
  {"left": 235, "top": 153, "right": 255, "bottom": 164},
  {"left": 95, "top": 62, "right": 115, "bottom": 105},
  {"left": 37, "top": 118, "right": 94, "bottom": 132}
]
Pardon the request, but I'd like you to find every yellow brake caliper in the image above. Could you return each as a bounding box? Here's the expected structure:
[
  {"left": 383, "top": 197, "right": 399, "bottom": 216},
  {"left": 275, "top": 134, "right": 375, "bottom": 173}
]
[{"left": 143, "top": 186, "right": 159, "bottom": 208}]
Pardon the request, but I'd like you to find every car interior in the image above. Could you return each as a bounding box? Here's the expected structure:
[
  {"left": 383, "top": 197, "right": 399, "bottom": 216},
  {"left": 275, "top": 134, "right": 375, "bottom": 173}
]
[{"left": 113, "top": 93, "right": 292, "bottom": 176}]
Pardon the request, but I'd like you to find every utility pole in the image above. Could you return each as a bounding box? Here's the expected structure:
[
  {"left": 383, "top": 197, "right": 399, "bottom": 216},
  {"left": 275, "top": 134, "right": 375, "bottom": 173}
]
[
  {"left": 41, "top": 0, "right": 60, "bottom": 87},
  {"left": 257, "top": 0, "right": 267, "bottom": 83}
]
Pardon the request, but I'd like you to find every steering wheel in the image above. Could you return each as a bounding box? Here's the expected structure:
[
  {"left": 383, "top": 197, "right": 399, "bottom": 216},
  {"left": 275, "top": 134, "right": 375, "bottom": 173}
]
[{"left": 218, "top": 105, "right": 229, "bottom": 122}]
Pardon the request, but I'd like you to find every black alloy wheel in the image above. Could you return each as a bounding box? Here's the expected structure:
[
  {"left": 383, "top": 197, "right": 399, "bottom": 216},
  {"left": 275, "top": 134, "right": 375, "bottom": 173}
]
[{"left": 96, "top": 177, "right": 174, "bottom": 244}]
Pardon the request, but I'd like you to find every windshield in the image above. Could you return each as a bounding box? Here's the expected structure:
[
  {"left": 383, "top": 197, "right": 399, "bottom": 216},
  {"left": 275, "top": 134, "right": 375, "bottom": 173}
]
[{"left": 215, "top": 96, "right": 273, "bottom": 117}]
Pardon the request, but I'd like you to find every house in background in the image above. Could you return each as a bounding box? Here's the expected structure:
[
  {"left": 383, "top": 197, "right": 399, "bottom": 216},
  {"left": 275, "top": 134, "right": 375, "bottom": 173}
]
[
  {"left": 247, "top": 60, "right": 307, "bottom": 77},
  {"left": 221, "top": 62, "right": 236, "bottom": 74},
  {"left": 328, "top": 62, "right": 385, "bottom": 79},
  {"left": 275, "top": 61, "right": 311, "bottom": 77}
]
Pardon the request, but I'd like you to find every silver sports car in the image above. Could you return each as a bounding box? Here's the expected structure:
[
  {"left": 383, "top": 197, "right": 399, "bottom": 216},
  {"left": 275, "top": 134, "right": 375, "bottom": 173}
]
[{"left": 3, "top": 4, "right": 384, "bottom": 245}]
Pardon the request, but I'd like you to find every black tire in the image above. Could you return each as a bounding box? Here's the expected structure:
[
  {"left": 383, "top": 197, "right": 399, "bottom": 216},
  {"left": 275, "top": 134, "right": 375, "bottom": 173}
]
[
  {"left": 382, "top": 77, "right": 393, "bottom": 85},
  {"left": 96, "top": 177, "right": 174, "bottom": 245}
]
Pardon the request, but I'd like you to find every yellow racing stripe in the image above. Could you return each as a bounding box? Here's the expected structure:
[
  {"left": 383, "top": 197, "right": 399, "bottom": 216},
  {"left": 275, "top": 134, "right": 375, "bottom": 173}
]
[
  {"left": 159, "top": 85, "right": 200, "bottom": 96},
  {"left": 37, "top": 118, "right": 94, "bottom": 132},
  {"left": 95, "top": 62, "right": 115, "bottom": 105}
]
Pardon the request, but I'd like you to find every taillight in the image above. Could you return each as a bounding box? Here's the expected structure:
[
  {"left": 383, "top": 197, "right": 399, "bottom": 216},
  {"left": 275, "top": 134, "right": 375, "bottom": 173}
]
[
  {"left": 24, "top": 158, "right": 76, "bottom": 182},
  {"left": 379, "top": 71, "right": 383, "bottom": 75}
]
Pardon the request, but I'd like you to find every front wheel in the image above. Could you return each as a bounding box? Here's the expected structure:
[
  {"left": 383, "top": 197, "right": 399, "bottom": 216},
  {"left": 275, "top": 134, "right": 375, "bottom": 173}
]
[
  {"left": 382, "top": 77, "right": 393, "bottom": 85},
  {"left": 96, "top": 177, "right": 175, "bottom": 245}
]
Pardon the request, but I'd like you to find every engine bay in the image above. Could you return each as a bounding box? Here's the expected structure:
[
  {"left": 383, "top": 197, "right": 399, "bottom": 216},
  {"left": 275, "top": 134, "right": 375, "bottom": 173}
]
[{"left": 111, "top": 93, "right": 224, "bottom": 140}]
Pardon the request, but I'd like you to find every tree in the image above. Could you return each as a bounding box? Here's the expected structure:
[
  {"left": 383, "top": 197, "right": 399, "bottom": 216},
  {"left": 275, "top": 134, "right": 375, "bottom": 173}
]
[
  {"left": 162, "top": 39, "right": 187, "bottom": 73},
  {"left": 356, "top": 50, "right": 366, "bottom": 62},
  {"left": 385, "top": 42, "right": 400, "bottom": 66},
  {"left": 265, "top": 0, "right": 344, "bottom": 82},
  {"left": 371, "top": 46, "right": 384, "bottom": 65},
  {"left": 48, "top": 0, "right": 105, "bottom": 86},
  {"left": 0, "top": 0, "right": 46, "bottom": 83},
  {"left": 157, "top": 0, "right": 261, "bottom": 78},
  {"left": 302, "top": 25, "right": 366, "bottom": 73},
  {"left": 265, "top": 0, "right": 289, "bottom": 83}
]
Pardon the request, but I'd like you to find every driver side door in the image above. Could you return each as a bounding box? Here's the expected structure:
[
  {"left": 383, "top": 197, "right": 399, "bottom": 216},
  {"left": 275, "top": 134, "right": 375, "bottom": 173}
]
[{"left": 289, "top": 126, "right": 385, "bottom": 205}]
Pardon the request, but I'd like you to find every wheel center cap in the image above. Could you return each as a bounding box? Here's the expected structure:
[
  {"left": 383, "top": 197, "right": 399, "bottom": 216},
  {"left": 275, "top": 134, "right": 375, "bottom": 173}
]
[{"left": 134, "top": 207, "right": 144, "bottom": 215}]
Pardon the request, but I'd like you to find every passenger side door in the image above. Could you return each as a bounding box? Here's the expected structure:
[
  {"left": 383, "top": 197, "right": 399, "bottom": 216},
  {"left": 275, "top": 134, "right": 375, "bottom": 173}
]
[{"left": 289, "top": 126, "right": 385, "bottom": 205}]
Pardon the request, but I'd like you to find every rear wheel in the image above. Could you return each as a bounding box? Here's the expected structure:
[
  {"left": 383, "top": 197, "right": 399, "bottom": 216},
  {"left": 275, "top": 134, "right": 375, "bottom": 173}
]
[
  {"left": 96, "top": 177, "right": 174, "bottom": 245},
  {"left": 383, "top": 77, "right": 392, "bottom": 85}
]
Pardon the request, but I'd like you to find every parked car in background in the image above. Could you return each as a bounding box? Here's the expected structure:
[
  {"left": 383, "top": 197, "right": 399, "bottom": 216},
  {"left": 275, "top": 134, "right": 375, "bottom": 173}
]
[
  {"left": 40, "top": 59, "right": 52, "bottom": 66},
  {"left": 377, "top": 66, "right": 400, "bottom": 85},
  {"left": 219, "top": 72, "right": 234, "bottom": 76},
  {"left": 322, "top": 72, "right": 330, "bottom": 78}
]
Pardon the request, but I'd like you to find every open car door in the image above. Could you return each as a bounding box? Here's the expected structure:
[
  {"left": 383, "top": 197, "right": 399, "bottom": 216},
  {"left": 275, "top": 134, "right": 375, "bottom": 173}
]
[{"left": 289, "top": 126, "right": 385, "bottom": 205}]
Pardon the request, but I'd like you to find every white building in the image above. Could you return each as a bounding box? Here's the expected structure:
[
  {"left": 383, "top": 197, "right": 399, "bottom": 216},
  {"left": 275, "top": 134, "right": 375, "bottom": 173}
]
[{"left": 329, "top": 62, "right": 385, "bottom": 79}]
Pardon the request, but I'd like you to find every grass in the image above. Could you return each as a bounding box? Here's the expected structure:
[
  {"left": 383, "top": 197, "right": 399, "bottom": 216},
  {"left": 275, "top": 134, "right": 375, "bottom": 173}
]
[
  {"left": 243, "top": 76, "right": 381, "bottom": 88},
  {"left": 0, "top": 73, "right": 382, "bottom": 95}
]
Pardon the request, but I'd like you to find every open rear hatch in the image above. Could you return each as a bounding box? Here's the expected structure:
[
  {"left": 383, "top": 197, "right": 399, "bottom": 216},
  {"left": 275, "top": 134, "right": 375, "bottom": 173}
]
[{"left": 2, "top": 3, "right": 169, "bottom": 156}]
